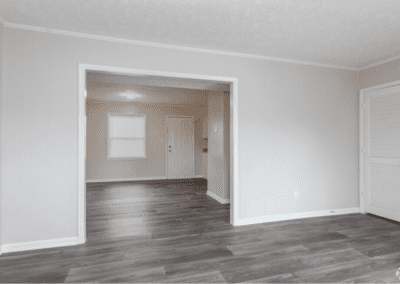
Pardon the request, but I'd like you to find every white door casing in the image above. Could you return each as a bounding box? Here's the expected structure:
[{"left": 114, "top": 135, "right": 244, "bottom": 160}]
[
  {"left": 79, "top": 64, "right": 239, "bottom": 246},
  {"left": 167, "top": 116, "right": 194, "bottom": 179},
  {"left": 361, "top": 84, "right": 400, "bottom": 222}
]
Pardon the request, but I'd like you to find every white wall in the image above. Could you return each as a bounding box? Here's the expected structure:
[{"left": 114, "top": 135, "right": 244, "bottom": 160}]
[
  {"left": 2, "top": 27, "right": 359, "bottom": 244},
  {"left": 207, "top": 92, "right": 230, "bottom": 200},
  {"left": 360, "top": 59, "right": 400, "bottom": 89},
  {"left": 86, "top": 86, "right": 208, "bottom": 180},
  {"left": 223, "top": 92, "right": 230, "bottom": 200},
  {"left": 0, "top": 22, "right": 4, "bottom": 248}
]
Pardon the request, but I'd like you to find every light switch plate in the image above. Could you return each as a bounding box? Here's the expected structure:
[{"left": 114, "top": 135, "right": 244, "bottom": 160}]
[{"left": 215, "top": 126, "right": 218, "bottom": 132}]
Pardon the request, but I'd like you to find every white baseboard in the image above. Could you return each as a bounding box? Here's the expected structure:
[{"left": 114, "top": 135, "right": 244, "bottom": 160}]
[
  {"left": 233, "top": 207, "right": 360, "bottom": 226},
  {"left": 86, "top": 176, "right": 167, "bottom": 183},
  {"left": 77, "top": 236, "right": 86, "bottom": 245},
  {"left": 1, "top": 237, "right": 80, "bottom": 254},
  {"left": 207, "top": 191, "right": 230, "bottom": 204}
]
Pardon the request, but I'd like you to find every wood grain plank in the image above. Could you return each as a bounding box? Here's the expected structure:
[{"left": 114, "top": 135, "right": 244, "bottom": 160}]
[{"left": 1, "top": 179, "right": 400, "bottom": 283}]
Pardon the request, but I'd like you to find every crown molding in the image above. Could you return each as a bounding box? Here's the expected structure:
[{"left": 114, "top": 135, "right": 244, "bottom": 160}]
[
  {"left": 4, "top": 21, "right": 359, "bottom": 71},
  {"left": 359, "top": 55, "right": 400, "bottom": 71}
]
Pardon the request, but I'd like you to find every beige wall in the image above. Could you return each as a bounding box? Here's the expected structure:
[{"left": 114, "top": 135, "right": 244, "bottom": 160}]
[
  {"left": 207, "top": 92, "right": 230, "bottom": 200},
  {"left": 360, "top": 59, "right": 400, "bottom": 89},
  {"left": 2, "top": 27, "right": 359, "bottom": 244},
  {"left": 86, "top": 86, "right": 208, "bottom": 180}
]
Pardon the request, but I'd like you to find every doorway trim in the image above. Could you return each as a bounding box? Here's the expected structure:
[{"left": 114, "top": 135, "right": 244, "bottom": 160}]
[
  {"left": 359, "top": 79, "right": 400, "bottom": 215},
  {"left": 165, "top": 115, "right": 195, "bottom": 179},
  {"left": 78, "top": 64, "right": 239, "bottom": 243}
]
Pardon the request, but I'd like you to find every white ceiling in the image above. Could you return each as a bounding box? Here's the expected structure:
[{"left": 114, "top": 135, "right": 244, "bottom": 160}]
[
  {"left": 1, "top": 0, "right": 400, "bottom": 69},
  {"left": 87, "top": 72, "right": 230, "bottom": 92},
  {"left": 87, "top": 80, "right": 212, "bottom": 106},
  {"left": 86, "top": 72, "right": 229, "bottom": 104}
]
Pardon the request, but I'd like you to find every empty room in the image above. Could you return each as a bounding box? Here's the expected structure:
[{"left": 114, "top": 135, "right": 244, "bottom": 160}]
[
  {"left": 85, "top": 71, "right": 231, "bottom": 242},
  {"left": 1, "top": 0, "right": 400, "bottom": 283}
]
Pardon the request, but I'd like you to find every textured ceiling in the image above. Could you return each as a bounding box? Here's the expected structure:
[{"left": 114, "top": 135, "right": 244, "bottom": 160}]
[{"left": 1, "top": 0, "right": 400, "bottom": 69}]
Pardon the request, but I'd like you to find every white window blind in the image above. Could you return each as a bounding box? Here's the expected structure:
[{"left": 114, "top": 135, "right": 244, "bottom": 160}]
[{"left": 108, "top": 114, "right": 147, "bottom": 159}]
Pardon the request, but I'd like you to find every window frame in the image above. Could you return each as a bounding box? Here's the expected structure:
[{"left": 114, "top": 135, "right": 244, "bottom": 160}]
[{"left": 107, "top": 113, "right": 147, "bottom": 160}]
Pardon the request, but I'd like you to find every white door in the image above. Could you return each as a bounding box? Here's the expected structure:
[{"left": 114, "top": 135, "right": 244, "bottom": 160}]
[
  {"left": 363, "top": 84, "right": 400, "bottom": 222},
  {"left": 167, "top": 116, "right": 194, "bottom": 179}
]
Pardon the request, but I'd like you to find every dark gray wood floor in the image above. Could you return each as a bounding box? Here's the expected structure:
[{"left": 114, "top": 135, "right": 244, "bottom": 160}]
[{"left": 1, "top": 178, "right": 400, "bottom": 283}]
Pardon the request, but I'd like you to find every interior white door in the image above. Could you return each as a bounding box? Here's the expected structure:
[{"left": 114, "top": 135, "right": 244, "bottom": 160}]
[
  {"left": 363, "top": 84, "right": 400, "bottom": 222},
  {"left": 167, "top": 116, "right": 194, "bottom": 179}
]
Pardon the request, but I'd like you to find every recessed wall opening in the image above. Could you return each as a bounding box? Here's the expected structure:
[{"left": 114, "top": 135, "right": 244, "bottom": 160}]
[{"left": 78, "top": 65, "right": 238, "bottom": 243}]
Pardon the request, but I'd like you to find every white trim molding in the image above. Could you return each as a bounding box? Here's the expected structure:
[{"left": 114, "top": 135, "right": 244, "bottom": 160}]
[
  {"left": 2, "top": 237, "right": 80, "bottom": 254},
  {"left": 86, "top": 176, "right": 167, "bottom": 183},
  {"left": 194, "top": 175, "right": 204, "bottom": 178},
  {"left": 0, "top": 16, "right": 6, "bottom": 255},
  {"left": 207, "top": 191, "right": 230, "bottom": 204},
  {"left": 4, "top": 18, "right": 400, "bottom": 71},
  {"left": 78, "top": 64, "right": 86, "bottom": 246},
  {"left": 359, "top": 86, "right": 365, "bottom": 214},
  {"left": 2, "top": 22, "right": 358, "bottom": 71},
  {"left": 234, "top": 208, "right": 360, "bottom": 226},
  {"left": 359, "top": 79, "right": 400, "bottom": 92},
  {"left": 360, "top": 55, "right": 400, "bottom": 71},
  {"left": 79, "top": 64, "right": 239, "bottom": 240}
]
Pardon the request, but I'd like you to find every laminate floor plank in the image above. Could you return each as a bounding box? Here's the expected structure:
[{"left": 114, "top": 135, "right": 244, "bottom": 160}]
[
  {"left": 293, "top": 259, "right": 375, "bottom": 283},
  {"left": 64, "top": 259, "right": 165, "bottom": 283},
  {"left": 1, "top": 178, "right": 400, "bottom": 283},
  {"left": 162, "top": 271, "right": 227, "bottom": 283},
  {"left": 99, "top": 266, "right": 167, "bottom": 283},
  {"left": 341, "top": 267, "right": 399, "bottom": 283},
  {"left": 239, "top": 273, "right": 302, "bottom": 283}
]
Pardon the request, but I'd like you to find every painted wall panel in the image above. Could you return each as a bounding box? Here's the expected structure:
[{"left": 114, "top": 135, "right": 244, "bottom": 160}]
[
  {"left": 3, "top": 27, "right": 359, "bottom": 244},
  {"left": 3, "top": 29, "right": 77, "bottom": 243},
  {"left": 207, "top": 92, "right": 230, "bottom": 200},
  {"left": 208, "top": 93, "right": 225, "bottom": 199}
]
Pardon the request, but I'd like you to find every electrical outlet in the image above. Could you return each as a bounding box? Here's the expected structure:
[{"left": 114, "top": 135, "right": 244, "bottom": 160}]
[{"left": 294, "top": 191, "right": 299, "bottom": 198}]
